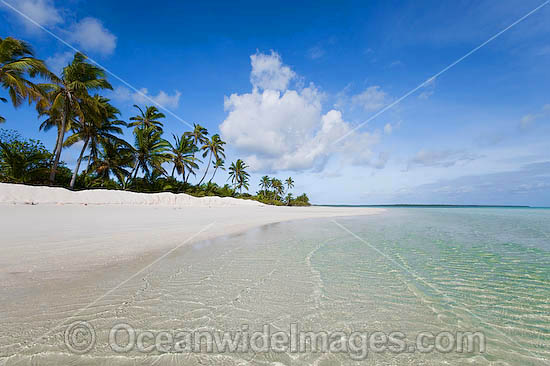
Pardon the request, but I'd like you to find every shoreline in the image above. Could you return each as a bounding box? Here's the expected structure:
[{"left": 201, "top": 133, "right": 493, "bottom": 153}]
[{"left": 1, "top": 183, "right": 384, "bottom": 288}]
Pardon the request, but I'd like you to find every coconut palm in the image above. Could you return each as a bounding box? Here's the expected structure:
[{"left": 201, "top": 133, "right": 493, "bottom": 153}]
[
  {"left": 285, "top": 192, "right": 294, "bottom": 206},
  {"left": 285, "top": 177, "right": 294, "bottom": 192},
  {"left": 0, "top": 37, "right": 50, "bottom": 123},
  {"left": 228, "top": 159, "right": 250, "bottom": 192},
  {"left": 128, "top": 105, "right": 165, "bottom": 132},
  {"left": 198, "top": 134, "right": 225, "bottom": 185},
  {"left": 184, "top": 123, "right": 208, "bottom": 146},
  {"left": 130, "top": 127, "right": 171, "bottom": 179},
  {"left": 259, "top": 175, "right": 272, "bottom": 198},
  {"left": 38, "top": 52, "right": 112, "bottom": 183},
  {"left": 168, "top": 134, "right": 199, "bottom": 182},
  {"left": 271, "top": 178, "right": 284, "bottom": 199},
  {"left": 90, "top": 141, "right": 134, "bottom": 186},
  {"left": 64, "top": 96, "right": 126, "bottom": 188}
]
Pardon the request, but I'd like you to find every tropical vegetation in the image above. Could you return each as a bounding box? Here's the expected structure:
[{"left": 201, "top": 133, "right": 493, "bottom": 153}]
[{"left": 0, "top": 37, "right": 310, "bottom": 206}]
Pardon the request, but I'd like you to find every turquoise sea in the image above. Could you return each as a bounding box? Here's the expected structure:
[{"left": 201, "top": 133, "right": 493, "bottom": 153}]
[{"left": 3, "top": 207, "right": 549, "bottom": 365}]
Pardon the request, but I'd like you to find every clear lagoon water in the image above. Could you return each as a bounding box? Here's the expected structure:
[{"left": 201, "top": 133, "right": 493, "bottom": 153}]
[{"left": 2, "top": 208, "right": 549, "bottom": 365}]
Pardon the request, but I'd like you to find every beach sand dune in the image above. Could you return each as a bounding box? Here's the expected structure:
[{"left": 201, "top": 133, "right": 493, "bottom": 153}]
[{"left": 0, "top": 183, "right": 382, "bottom": 284}]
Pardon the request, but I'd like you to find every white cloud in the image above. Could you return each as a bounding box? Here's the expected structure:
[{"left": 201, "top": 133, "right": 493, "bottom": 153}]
[
  {"left": 220, "top": 51, "right": 380, "bottom": 173},
  {"left": 70, "top": 17, "right": 117, "bottom": 56},
  {"left": 5, "top": 0, "right": 62, "bottom": 31},
  {"left": 45, "top": 51, "right": 72, "bottom": 74},
  {"left": 250, "top": 51, "right": 295, "bottom": 91},
  {"left": 351, "top": 86, "right": 389, "bottom": 111},
  {"left": 113, "top": 86, "right": 181, "bottom": 109}
]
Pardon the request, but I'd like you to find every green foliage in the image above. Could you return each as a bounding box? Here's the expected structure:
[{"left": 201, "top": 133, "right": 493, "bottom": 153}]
[
  {"left": 254, "top": 175, "right": 310, "bottom": 206},
  {"left": 0, "top": 129, "right": 49, "bottom": 182},
  {"left": 0, "top": 39, "right": 313, "bottom": 206},
  {"left": 291, "top": 193, "right": 311, "bottom": 206}
]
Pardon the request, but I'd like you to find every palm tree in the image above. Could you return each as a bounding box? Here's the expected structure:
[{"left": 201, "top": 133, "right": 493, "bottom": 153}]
[
  {"left": 183, "top": 123, "right": 208, "bottom": 182},
  {"left": 228, "top": 159, "right": 250, "bottom": 193},
  {"left": 168, "top": 134, "right": 199, "bottom": 182},
  {"left": 130, "top": 127, "right": 171, "bottom": 179},
  {"left": 198, "top": 134, "right": 225, "bottom": 185},
  {"left": 259, "top": 175, "right": 271, "bottom": 191},
  {"left": 128, "top": 105, "right": 165, "bottom": 131},
  {"left": 184, "top": 123, "right": 208, "bottom": 146},
  {"left": 63, "top": 96, "right": 126, "bottom": 188},
  {"left": 208, "top": 158, "right": 225, "bottom": 183},
  {"left": 82, "top": 97, "right": 127, "bottom": 173},
  {"left": 0, "top": 37, "right": 49, "bottom": 123},
  {"left": 38, "top": 52, "right": 112, "bottom": 183},
  {"left": 285, "top": 177, "right": 294, "bottom": 192},
  {"left": 90, "top": 141, "right": 133, "bottom": 186},
  {"left": 285, "top": 192, "right": 294, "bottom": 206},
  {"left": 271, "top": 178, "right": 284, "bottom": 199}
]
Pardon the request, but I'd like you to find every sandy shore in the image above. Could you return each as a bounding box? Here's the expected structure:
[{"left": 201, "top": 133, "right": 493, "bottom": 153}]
[{"left": 0, "top": 183, "right": 383, "bottom": 286}]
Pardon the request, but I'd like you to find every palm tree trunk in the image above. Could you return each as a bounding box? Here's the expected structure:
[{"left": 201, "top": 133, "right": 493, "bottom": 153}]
[
  {"left": 85, "top": 153, "right": 92, "bottom": 173},
  {"left": 208, "top": 166, "right": 218, "bottom": 183},
  {"left": 69, "top": 137, "right": 89, "bottom": 189},
  {"left": 198, "top": 151, "right": 212, "bottom": 185},
  {"left": 49, "top": 102, "right": 68, "bottom": 184},
  {"left": 133, "top": 162, "right": 140, "bottom": 179}
]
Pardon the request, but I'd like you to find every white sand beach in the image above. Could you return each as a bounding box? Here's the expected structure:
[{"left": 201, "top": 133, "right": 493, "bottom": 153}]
[{"left": 0, "top": 183, "right": 382, "bottom": 285}]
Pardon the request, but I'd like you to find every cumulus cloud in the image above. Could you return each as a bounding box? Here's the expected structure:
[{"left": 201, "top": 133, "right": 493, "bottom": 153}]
[
  {"left": 407, "top": 149, "right": 482, "bottom": 169},
  {"left": 3, "top": 0, "right": 62, "bottom": 31},
  {"left": 220, "top": 51, "right": 380, "bottom": 172},
  {"left": 351, "top": 86, "right": 389, "bottom": 111},
  {"left": 45, "top": 51, "right": 73, "bottom": 74},
  {"left": 113, "top": 86, "right": 181, "bottom": 109},
  {"left": 250, "top": 51, "right": 295, "bottom": 91},
  {"left": 69, "top": 17, "right": 117, "bottom": 55}
]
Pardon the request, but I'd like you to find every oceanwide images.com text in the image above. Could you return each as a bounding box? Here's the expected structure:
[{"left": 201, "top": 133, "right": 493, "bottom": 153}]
[{"left": 65, "top": 321, "right": 486, "bottom": 360}]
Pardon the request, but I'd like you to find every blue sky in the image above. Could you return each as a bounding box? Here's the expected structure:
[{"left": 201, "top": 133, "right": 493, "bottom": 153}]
[{"left": 1, "top": 0, "right": 550, "bottom": 205}]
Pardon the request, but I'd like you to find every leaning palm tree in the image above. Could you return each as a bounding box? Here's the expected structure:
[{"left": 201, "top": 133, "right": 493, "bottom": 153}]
[
  {"left": 0, "top": 37, "right": 50, "bottom": 123},
  {"left": 38, "top": 52, "right": 112, "bottom": 183},
  {"left": 64, "top": 96, "right": 126, "bottom": 188},
  {"left": 228, "top": 159, "right": 250, "bottom": 193},
  {"left": 198, "top": 134, "right": 226, "bottom": 185},
  {"left": 285, "top": 177, "right": 294, "bottom": 192},
  {"left": 130, "top": 127, "right": 171, "bottom": 179},
  {"left": 168, "top": 134, "right": 199, "bottom": 182},
  {"left": 208, "top": 158, "right": 225, "bottom": 183},
  {"left": 128, "top": 105, "right": 165, "bottom": 132}
]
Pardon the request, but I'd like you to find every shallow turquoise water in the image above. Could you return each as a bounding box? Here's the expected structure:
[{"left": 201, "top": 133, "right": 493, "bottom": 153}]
[{"left": 3, "top": 208, "right": 549, "bottom": 365}]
